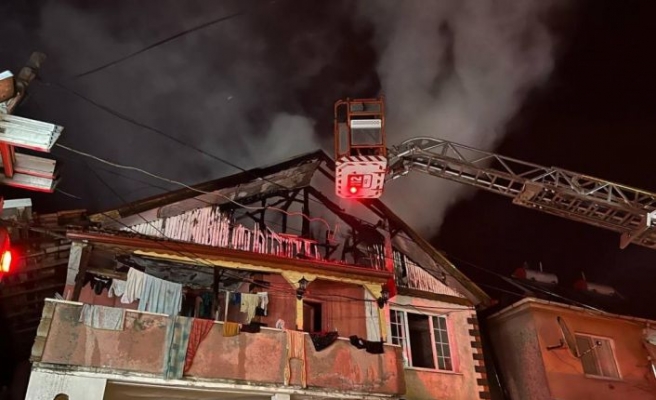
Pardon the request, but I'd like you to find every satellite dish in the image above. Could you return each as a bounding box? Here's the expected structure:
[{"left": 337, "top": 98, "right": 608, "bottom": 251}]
[
  {"left": 546, "top": 316, "right": 580, "bottom": 357},
  {"left": 557, "top": 316, "right": 580, "bottom": 358},
  {"left": 547, "top": 316, "right": 603, "bottom": 358}
]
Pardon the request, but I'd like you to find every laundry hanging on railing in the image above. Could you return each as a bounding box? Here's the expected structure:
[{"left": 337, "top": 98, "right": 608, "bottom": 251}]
[
  {"left": 284, "top": 329, "right": 307, "bottom": 388},
  {"left": 79, "top": 304, "right": 125, "bottom": 331},
  {"left": 310, "top": 331, "right": 339, "bottom": 352}
]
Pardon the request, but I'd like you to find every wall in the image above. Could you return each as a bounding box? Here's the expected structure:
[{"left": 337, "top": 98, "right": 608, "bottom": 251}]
[
  {"left": 304, "top": 279, "right": 367, "bottom": 337},
  {"left": 487, "top": 305, "right": 551, "bottom": 400},
  {"left": 489, "top": 300, "right": 656, "bottom": 400},
  {"left": 224, "top": 276, "right": 368, "bottom": 337},
  {"left": 36, "top": 301, "right": 404, "bottom": 396},
  {"left": 40, "top": 302, "right": 168, "bottom": 374},
  {"left": 391, "top": 295, "right": 484, "bottom": 400}
]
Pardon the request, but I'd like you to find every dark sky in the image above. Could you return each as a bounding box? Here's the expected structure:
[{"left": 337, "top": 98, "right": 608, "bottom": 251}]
[{"left": 2, "top": 0, "right": 656, "bottom": 318}]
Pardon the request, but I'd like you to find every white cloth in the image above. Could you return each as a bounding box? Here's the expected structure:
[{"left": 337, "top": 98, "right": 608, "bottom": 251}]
[
  {"left": 79, "top": 304, "right": 125, "bottom": 330},
  {"left": 121, "top": 268, "right": 145, "bottom": 304},
  {"left": 108, "top": 279, "right": 127, "bottom": 298},
  {"left": 364, "top": 290, "right": 381, "bottom": 342},
  {"left": 257, "top": 292, "right": 269, "bottom": 316},
  {"left": 240, "top": 294, "right": 260, "bottom": 323},
  {"left": 138, "top": 273, "right": 183, "bottom": 316}
]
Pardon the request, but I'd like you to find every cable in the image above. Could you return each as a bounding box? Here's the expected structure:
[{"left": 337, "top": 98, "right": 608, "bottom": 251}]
[
  {"left": 55, "top": 188, "right": 83, "bottom": 200},
  {"left": 68, "top": 4, "right": 258, "bottom": 80},
  {"left": 56, "top": 142, "right": 341, "bottom": 236}
]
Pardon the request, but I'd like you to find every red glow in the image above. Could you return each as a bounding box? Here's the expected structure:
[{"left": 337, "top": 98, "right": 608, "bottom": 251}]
[
  {"left": 1, "top": 250, "right": 10, "bottom": 273},
  {"left": 349, "top": 186, "right": 358, "bottom": 194}
]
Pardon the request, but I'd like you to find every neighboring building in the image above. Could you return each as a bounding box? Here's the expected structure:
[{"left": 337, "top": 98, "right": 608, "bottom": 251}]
[
  {"left": 488, "top": 298, "right": 656, "bottom": 400},
  {"left": 24, "top": 151, "right": 492, "bottom": 400},
  {"left": 479, "top": 266, "right": 656, "bottom": 400}
]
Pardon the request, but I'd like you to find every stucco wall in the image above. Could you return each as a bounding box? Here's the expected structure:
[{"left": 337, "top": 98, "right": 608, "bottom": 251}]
[
  {"left": 489, "top": 300, "right": 656, "bottom": 400},
  {"left": 533, "top": 305, "right": 656, "bottom": 400},
  {"left": 391, "top": 295, "right": 483, "bottom": 400},
  {"left": 37, "top": 301, "right": 404, "bottom": 396},
  {"left": 488, "top": 306, "right": 551, "bottom": 400},
  {"left": 40, "top": 303, "right": 168, "bottom": 374}
]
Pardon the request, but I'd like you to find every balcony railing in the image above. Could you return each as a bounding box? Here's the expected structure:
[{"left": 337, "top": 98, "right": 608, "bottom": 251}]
[{"left": 32, "top": 300, "right": 405, "bottom": 396}]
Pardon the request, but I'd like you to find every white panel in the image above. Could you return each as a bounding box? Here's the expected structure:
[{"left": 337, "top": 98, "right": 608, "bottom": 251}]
[{"left": 25, "top": 370, "right": 106, "bottom": 400}]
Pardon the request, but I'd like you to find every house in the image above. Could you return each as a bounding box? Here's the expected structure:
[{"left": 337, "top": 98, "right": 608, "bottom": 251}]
[
  {"left": 24, "top": 151, "right": 492, "bottom": 400},
  {"left": 481, "top": 266, "right": 656, "bottom": 400}
]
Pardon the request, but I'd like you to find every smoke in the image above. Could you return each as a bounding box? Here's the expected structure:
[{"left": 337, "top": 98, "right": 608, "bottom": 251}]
[
  {"left": 359, "top": 0, "right": 557, "bottom": 234},
  {"left": 6, "top": 1, "right": 343, "bottom": 209}
]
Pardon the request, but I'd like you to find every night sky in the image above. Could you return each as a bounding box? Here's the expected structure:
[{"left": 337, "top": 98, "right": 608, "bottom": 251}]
[{"left": 2, "top": 0, "right": 656, "bottom": 318}]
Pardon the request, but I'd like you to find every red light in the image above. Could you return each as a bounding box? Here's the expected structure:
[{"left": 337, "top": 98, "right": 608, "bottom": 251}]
[
  {"left": 349, "top": 186, "right": 358, "bottom": 194},
  {"left": 1, "top": 250, "right": 10, "bottom": 273}
]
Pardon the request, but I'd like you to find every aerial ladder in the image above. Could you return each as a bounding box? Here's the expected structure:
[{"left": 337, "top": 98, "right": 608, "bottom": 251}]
[{"left": 334, "top": 97, "right": 656, "bottom": 251}]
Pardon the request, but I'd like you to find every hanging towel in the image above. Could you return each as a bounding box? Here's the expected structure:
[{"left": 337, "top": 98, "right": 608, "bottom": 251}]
[
  {"left": 108, "top": 279, "right": 127, "bottom": 298},
  {"left": 310, "top": 331, "right": 339, "bottom": 352},
  {"left": 365, "top": 340, "right": 385, "bottom": 354},
  {"left": 163, "top": 316, "right": 192, "bottom": 379},
  {"left": 257, "top": 292, "right": 269, "bottom": 316},
  {"left": 222, "top": 322, "right": 240, "bottom": 337},
  {"left": 240, "top": 294, "right": 260, "bottom": 323},
  {"left": 79, "top": 304, "right": 125, "bottom": 330},
  {"left": 349, "top": 335, "right": 366, "bottom": 349},
  {"left": 121, "top": 268, "right": 145, "bottom": 304},
  {"left": 240, "top": 323, "right": 261, "bottom": 333},
  {"left": 138, "top": 273, "right": 183, "bottom": 316},
  {"left": 284, "top": 330, "right": 307, "bottom": 388},
  {"left": 231, "top": 292, "right": 241, "bottom": 305},
  {"left": 183, "top": 319, "right": 214, "bottom": 373}
]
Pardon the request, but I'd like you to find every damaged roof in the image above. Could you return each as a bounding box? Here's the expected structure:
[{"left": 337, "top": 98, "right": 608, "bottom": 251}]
[{"left": 89, "top": 150, "right": 491, "bottom": 306}]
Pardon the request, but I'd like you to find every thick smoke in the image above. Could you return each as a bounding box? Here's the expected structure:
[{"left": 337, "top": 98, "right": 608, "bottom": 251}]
[
  {"left": 359, "top": 0, "right": 556, "bottom": 233},
  {"left": 3, "top": 1, "right": 557, "bottom": 234},
  {"left": 10, "top": 1, "right": 329, "bottom": 208}
]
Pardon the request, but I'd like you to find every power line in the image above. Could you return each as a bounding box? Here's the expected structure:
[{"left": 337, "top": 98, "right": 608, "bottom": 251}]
[
  {"left": 56, "top": 142, "right": 341, "bottom": 235},
  {"left": 69, "top": 5, "right": 256, "bottom": 80}
]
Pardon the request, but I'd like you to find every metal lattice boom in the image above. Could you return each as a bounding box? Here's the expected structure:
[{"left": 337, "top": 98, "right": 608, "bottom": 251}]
[{"left": 388, "top": 137, "right": 656, "bottom": 250}]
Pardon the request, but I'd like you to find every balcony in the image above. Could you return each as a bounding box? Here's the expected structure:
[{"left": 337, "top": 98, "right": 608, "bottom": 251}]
[{"left": 32, "top": 300, "right": 405, "bottom": 397}]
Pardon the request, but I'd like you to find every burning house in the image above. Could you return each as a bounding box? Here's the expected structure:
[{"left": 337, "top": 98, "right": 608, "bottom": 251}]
[{"left": 24, "top": 151, "right": 492, "bottom": 400}]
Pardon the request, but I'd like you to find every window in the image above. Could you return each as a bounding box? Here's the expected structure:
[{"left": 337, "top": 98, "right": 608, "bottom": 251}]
[
  {"left": 390, "top": 309, "right": 454, "bottom": 371},
  {"left": 575, "top": 334, "right": 620, "bottom": 379}
]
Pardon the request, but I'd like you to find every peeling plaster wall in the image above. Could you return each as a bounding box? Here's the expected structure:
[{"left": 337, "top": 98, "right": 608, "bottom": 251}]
[
  {"left": 36, "top": 302, "right": 404, "bottom": 396},
  {"left": 391, "top": 295, "right": 483, "bottom": 400},
  {"left": 40, "top": 304, "right": 168, "bottom": 374}
]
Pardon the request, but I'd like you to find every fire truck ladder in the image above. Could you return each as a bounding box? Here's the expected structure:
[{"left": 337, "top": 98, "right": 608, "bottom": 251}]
[{"left": 387, "top": 137, "right": 656, "bottom": 250}]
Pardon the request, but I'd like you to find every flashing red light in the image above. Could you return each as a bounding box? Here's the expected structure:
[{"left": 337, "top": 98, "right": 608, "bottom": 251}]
[
  {"left": 349, "top": 186, "right": 358, "bottom": 194},
  {"left": 1, "top": 250, "right": 10, "bottom": 273}
]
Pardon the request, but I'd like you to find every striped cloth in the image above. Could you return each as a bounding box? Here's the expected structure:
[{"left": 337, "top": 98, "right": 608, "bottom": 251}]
[{"left": 163, "top": 316, "right": 192, "bottom": 379}]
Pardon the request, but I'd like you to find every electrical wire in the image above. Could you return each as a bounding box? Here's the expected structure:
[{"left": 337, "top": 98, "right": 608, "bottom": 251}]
[
  {"left": 68, "top": 3, "right": 262, "bottom": 80},
  {"left": 56, "top": 142, "right": 341, "bottom": 237}
]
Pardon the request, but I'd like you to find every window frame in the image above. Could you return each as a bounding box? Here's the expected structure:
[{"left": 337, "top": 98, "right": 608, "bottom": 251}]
[
  {"left": 389, "top": 308, "right": 456, "bottom": 372},
  {"left": 574, "top": 332, "right": 621, "bottom": 380}
]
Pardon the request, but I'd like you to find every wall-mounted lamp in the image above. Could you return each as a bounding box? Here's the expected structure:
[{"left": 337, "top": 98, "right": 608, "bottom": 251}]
[
  {"left": 377, "top": 286, "right": 390, "bottom": 308},
  {"left": 296, "top": 277, "right": 309, "bottom": 299}
]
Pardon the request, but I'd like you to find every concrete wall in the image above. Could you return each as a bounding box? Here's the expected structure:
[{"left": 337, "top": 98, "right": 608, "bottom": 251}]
[
  {"left": 488, "top": 306, "right": 551, "bottom": 400},
  {"left": 489, "top": 300, "right": 656, "bottom": 400},
  {"left": 36, "top": 301, "right": 404, "bottom": 396},
  {"left": 391, "top": 295, "right": 484, "bottom": 400}
]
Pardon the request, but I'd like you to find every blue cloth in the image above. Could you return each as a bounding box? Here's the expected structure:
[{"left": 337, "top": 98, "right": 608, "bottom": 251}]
[
  {"left": 138, "top": 273, "right": 182, "bottom": 316},
  {"left": 163, "top": 316, "right": 192, "bottom": 379}
]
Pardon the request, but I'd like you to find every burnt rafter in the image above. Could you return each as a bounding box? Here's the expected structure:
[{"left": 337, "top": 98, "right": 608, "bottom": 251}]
[{"left": 306, "top": 186, "right": 382, "bottom": 240}]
